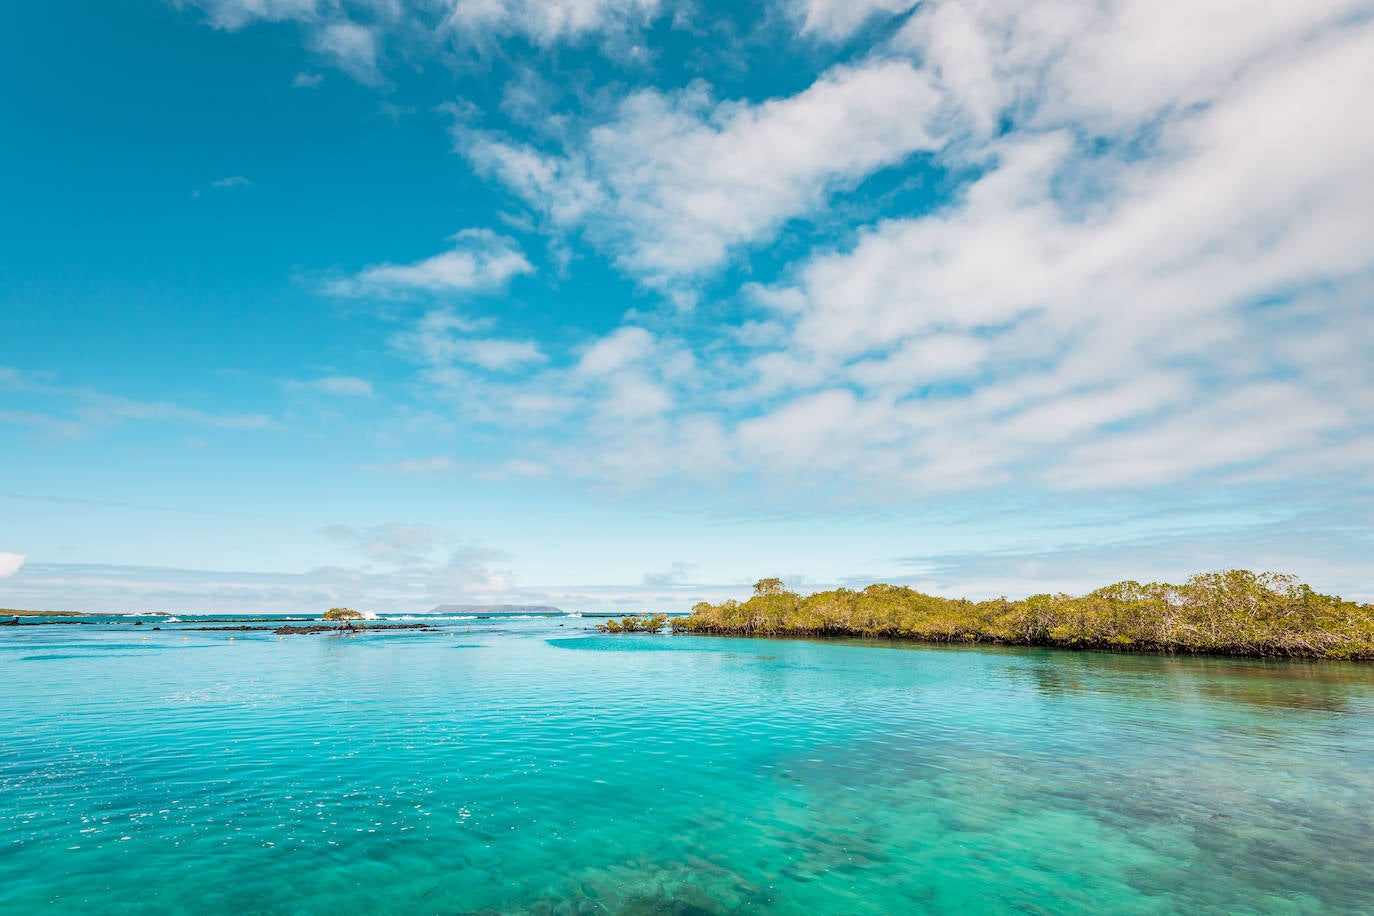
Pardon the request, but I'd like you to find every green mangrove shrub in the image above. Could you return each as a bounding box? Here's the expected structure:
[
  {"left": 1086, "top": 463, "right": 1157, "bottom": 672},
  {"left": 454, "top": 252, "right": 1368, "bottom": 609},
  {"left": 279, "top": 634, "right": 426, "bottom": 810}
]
[
  {"left": 670, "top": 571, "right": 1374, "bottom": 659},
  {"left": 598, "top": 613, "right": 669, "bottom": 634},
  {"left": 323, "top": 607, "right": 365, "bottom": 629}
]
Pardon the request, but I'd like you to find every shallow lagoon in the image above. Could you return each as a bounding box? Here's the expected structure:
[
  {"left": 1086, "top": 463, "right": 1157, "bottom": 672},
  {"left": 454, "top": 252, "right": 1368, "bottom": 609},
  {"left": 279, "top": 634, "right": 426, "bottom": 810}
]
[{"left": 3, "top": 619, "right": 1373, "bottom": 914}]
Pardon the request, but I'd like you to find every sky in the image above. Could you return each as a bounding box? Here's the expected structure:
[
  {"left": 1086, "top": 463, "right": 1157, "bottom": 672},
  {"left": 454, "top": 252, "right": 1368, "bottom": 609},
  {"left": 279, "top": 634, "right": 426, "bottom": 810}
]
[{"left": 2, "top": 0, "right": 1373, "bottom": 613}]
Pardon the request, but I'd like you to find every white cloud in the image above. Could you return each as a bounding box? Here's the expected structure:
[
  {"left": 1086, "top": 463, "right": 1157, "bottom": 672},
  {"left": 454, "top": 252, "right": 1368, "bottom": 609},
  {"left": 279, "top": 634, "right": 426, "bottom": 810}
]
[
  {"left": 575, "top": 326, "right": 656, "bottom": 376},
  {"left": 460, "top": 58, "right": 944, "bottom": 283},
  {"left": 453, "top": 339, "right": 547, "bottom": 371},
  {"left": 185, "top": 0, "right": 668, "bottom": 85},
  {"left": 311, "top": 20, "right": 381, "bottom": 85},
  {"left": 188, "top": 0, "right": 1374, "bottom": 507},
  {"left": 707, "top": 8, "right": 1374, "bottom": 492},
  {"left": 442, "top": 0, "right": 661, "bottom": 45},
  {"left": 182, "top": 1, "right": 388, "bottom": 84},
  {"left": 393, "top": 310, "right": 547, "bottom": 373},
  {"left": 286, "top": 376, "right": 375, "bottom": 397},
  {"left": 325, "top": 229, "right": 534, "bottom": 297},
  {"left": 463, "top": 138, "right": 605, "bottom": 225},
  {"left": 570, "top": 325, "right": 697, "bottom": 424},
  {"left": 0, "top": 553, "right": 25, "bottom": 579},
  {"left": 793, "top": 0, "right": 918, "bottom": 41},
  {"left": 846, "top": 334, "right": 989, "bottom": 391},
  {"left": 211, "top": 175, "right": 253, "bottom": 189},
  {"left": 452, "top": 1, "right": 1374, "bottom": 498},
  {"left": 184, "top": 0, "right": 321, "bottom": 30},
  {"left": 1027, "top": 0, "right": 1368, "bottom": 131}
]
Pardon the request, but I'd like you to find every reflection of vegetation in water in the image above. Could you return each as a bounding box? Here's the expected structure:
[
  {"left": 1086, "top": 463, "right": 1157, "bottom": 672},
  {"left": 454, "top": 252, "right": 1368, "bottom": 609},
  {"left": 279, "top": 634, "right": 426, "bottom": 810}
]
[
  {"left": 674, "top": 571, "right": 1374, "bottom": 659},
  {"left": 1002, "top": 651, "right": 1369, "bottom": 713}
]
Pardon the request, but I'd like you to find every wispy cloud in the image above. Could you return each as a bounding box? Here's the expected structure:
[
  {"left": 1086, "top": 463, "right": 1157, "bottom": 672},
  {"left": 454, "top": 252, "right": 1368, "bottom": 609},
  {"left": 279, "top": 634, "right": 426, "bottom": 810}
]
[
  {"left": 323, "top": 522, "right": 449, "bottom": 565},
  {"left": 0, "top": 409, "right": 86, "bottom": 438},
  {"left": 291, "top": 71, "right": 323, "bottom": 88},
  {"left": 357, "top": 456, "right": 457, "bottom": 476},
  {"left": 443, "top": 0, "right": 663, "bottom": 46},
  {"left": 181, "top": 0, "right": 672, "bottom": 86},
  {"left": 182, "top": 0, "right": 322, "bottom": 31},
  {"left": 211, "top": 175, "right": 253, "bottom": 189},
  {"left": 320, "top": 524, "right": 516, "bottom": 602},
  {"left": 792, "top": 0, "right": 918, "bottom": 41},
  {"left": 285, "top": 376, "right": 375, "bottom": 397},
  {"left": 392, "top": 310, "right": 547, "bottom": 376},
  {"left": 0, "top": 558, "right": 744, "bottom": 614},
  {"left": 424, "top": 0, "right": 1374, "bottom": 500},
  {"left": 0, "top": 367, "right": 276, "bottom": 435},
  {"left": 76, "top": 395, "right": 276, "bottom": 431},
  {"left": 460, "top": 58, "right": 943, "bottom": 285},
  {"left": 641, "top": 560, "right": 696, "bottom": 587},
  {"left": 324, "top": 229, "right": 534, "bottom": 297},
  {"left": 310, "top": 20, "right": 380, "bottom": 85}
]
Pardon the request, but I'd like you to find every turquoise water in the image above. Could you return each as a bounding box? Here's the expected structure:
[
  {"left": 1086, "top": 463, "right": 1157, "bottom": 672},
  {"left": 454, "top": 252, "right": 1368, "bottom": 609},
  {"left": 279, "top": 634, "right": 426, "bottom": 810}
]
[{"left": 3, "top": 619, "right": 1373, "bottom": 914}]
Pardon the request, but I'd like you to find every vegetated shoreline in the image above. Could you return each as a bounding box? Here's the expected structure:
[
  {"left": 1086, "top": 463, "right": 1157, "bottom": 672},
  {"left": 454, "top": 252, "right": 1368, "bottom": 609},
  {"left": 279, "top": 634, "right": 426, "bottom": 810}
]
[{"left": 665, "top": 571, "right": 1374, "bottom": 661}]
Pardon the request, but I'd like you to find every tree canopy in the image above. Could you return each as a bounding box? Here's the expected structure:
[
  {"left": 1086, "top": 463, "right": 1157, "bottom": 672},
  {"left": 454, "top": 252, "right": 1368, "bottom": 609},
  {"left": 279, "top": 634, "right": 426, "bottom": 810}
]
[
  {"left": 754, "top": 578, "right": 786, "bottom": 597},
  {"left": 598, "top": 613, "right": 669, "bottom": 634},
  {"left": 323, "top": 607, "right": 365, "bottom": 628}
]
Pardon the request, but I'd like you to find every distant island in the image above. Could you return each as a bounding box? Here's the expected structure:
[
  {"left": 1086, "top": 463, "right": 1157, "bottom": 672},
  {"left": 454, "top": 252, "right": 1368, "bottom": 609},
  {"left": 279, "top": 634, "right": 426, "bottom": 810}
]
[{"left": 667, "top": 571, "right": 1374, "bottom": 660}]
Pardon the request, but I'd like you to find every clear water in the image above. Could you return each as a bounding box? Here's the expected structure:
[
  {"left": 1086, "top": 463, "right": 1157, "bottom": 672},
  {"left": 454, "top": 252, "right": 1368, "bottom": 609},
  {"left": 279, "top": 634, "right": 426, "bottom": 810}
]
[{"left": 3, "top": 618, "right": 1373, "bottom": 914}]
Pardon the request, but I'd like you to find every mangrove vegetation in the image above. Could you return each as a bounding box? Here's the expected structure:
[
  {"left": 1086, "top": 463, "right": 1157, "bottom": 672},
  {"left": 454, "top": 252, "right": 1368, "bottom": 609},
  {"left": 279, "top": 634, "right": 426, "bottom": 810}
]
[
  {"left": 668, "top": 571, "right": 1374, "bottom": 659},
  {"left": 323, "top": 607, "right": 365, "bottom": 630},
  {"left": 597, "top": 613, "right": 670, "bottom": 634}
]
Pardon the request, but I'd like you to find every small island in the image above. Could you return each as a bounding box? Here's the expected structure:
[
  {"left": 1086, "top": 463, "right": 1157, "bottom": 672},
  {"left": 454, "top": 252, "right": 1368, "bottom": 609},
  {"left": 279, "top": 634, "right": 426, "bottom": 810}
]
[
  {"left": 663, "top": 571, "right": 1374, "bottom": 660},
  {"left": 596, "top": 613, "right": 669, "bottom": 633}
]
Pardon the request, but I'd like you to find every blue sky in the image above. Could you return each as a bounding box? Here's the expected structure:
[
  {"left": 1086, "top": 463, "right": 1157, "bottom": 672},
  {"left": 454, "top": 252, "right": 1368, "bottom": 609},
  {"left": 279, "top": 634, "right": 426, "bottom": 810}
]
[{"left": 3, "top": 0, "right": 1372, "bottom": 612}]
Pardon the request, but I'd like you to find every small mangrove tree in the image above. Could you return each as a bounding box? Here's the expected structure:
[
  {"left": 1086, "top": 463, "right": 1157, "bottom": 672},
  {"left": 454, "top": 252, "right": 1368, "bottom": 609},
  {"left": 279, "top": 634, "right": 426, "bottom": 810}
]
[
  {"left": 323, "top": 607, "right": 365, "bottom": 630},
  {"left": 597, "top": 613, "right": 670, "bottom": 634}
]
